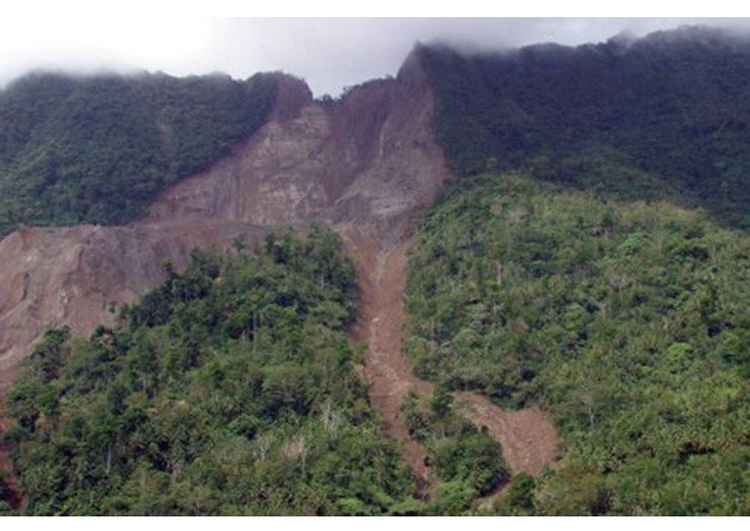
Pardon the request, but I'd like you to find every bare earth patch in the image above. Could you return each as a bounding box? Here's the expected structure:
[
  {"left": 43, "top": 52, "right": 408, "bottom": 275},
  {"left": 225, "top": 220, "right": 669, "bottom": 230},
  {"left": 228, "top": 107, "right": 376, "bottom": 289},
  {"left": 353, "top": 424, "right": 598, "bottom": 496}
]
[{"left": 342, "top": 227, "right": 560, "bottom": 500}]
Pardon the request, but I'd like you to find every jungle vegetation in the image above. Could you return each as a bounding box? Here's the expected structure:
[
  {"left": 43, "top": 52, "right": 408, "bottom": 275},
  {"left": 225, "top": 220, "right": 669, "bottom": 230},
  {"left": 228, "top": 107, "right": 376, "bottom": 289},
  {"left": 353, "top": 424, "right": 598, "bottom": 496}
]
[
  {"left": 0, "top": 71, "right": 277, "bottom": 237},
  {"left": 404, "top": 173, "right": 749, "bottom": 515},
  {"left": 417, "top": 27, "right": 750, "bottom": 231},
  {"left": 2, "top": 26, "right": 749, "bottom": 516},
  {"left": 2, "top": 228, "right": 422, "bottom": 515}
]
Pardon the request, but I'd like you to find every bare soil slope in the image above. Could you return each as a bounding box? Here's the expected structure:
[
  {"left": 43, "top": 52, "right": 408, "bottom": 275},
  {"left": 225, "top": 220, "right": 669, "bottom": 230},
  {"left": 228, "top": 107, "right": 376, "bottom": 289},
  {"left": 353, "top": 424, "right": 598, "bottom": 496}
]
[{"left": 0, "top": 53, "right": 559, "bottom": 503}]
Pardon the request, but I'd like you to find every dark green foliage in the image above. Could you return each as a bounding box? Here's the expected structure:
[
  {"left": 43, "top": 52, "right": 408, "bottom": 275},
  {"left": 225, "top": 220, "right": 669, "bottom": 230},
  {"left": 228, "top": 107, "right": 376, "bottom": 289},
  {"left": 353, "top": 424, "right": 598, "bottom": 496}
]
[
  {"left": 0, "top": 471, "right": 14, "bottom": 515},
  {"left": 6, "top": 227, "right": 415, "bottom": 515},
  {"left": 0, "top": 71, "right": 278, "bottom": 236},
  {"left": 418, "top": 27, "right": 750, "bottom": 230},
  {"left": 405, "top": 173, "right": 750, "bottom": 515},
  {"left": 493, "top": 472, "right": 536, "bottom": 515},
  {"left": 434, "top": 429, "right": 508, "bottom": 496},
  {"left": 401, "top": 386, "right": 510, "bottom": 514}
]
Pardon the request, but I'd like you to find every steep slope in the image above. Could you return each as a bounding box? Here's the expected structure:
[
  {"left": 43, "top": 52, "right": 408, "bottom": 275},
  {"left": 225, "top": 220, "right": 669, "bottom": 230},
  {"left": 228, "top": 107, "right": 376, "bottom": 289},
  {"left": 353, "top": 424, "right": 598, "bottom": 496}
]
[
  {"left": 0, "top": 53, "right": 452, "bottom": 367},
  {"left": 0, "top": 53, "right": 560, "bottom": 505},
  {"left": 5, "top": 229, "right": 421, "bottom": 516},
  {"left": 0, "top": 221, "right": 267, "bottom": 370},
  {"left": 144, "top": 53, "right": 447, "bottom": 246},
  {"left": 418, "top": 26, "right": 750, "bottom": 230},
  {"left": 0, "top": 71, "right": 278, "bottom": 236},
  {"left": 404, "top": 173, "right": 749, "bottom": 515}
]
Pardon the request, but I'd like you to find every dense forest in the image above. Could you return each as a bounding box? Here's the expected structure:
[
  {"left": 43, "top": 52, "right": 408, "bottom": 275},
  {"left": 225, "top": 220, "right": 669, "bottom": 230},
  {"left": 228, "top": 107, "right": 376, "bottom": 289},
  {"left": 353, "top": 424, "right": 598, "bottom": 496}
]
[
  {"left": 1, "top": 228, "right": 415, "bottom": 515},
  {"left": 405, "top": 173, "right": 749, "bottom": 515},
  {"left": 1, "top": 227, "right": 512, "bottom": 515},
  {"left": 417, "top": 27, "right": 750, "bottom": 230},
  {"left": 0, "top": 71, "right": 278, "bottom": 237}
]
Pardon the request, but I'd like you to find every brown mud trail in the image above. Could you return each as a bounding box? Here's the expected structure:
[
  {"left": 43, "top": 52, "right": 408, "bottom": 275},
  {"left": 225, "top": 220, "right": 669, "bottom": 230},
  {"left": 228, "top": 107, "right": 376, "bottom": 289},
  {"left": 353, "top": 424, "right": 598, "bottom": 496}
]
[
  {"left": 341, "top": 227, "right": 559, "bottom": 500},
  {"left": 342, "top": 229, "right": 433, "bottom": 494}
]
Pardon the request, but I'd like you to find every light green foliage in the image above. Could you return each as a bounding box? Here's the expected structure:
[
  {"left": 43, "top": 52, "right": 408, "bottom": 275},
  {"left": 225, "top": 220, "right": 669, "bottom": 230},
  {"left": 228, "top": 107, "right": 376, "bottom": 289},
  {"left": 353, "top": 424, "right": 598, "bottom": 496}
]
[
  {"left": 405, "top": 173, "right": 750, "bottom": 515},
  {"left": 427, "top": 480, "right": 476, "bottom": 515},
  {"left": 6, "top": 227, "right": 416, "bottom": 515}
]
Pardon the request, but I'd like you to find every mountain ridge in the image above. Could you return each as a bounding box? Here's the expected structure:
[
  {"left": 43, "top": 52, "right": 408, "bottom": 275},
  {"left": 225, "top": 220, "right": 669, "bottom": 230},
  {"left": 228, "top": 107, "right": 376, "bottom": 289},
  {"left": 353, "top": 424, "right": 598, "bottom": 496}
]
[
  {"left": 1, "top": 25, "right": 749, "bottom": 514},
  {"left": 416, "top": 25, "right": 750, "bottom": 230}
]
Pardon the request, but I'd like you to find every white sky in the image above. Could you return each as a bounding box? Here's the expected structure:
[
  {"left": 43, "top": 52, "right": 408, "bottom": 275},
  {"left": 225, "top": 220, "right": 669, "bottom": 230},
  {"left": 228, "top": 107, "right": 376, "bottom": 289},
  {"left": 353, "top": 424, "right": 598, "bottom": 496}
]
[{"left": 1, "top": 3, "right": 750, "bottom": 96}]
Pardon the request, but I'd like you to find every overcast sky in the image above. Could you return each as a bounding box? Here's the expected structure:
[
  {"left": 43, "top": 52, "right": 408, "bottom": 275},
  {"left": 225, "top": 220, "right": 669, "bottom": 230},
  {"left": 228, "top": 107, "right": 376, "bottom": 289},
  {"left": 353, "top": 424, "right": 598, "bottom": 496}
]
[{"left": 2, "top": 12, "right": 750, "bottom": 97}]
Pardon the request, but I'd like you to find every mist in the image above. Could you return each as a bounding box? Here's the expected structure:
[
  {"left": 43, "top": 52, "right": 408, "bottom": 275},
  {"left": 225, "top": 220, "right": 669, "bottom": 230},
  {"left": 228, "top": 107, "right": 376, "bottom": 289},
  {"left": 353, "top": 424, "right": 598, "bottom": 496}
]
[{"left": 2, "top": 18, "right": 750, "bottom": 97}]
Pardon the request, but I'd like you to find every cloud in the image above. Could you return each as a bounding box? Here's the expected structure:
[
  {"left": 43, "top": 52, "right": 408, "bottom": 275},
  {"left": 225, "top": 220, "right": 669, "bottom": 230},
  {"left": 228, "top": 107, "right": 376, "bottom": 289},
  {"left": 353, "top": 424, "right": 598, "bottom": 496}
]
[{"left": 2, "top": 18, "right": 750, "bottom": 96}]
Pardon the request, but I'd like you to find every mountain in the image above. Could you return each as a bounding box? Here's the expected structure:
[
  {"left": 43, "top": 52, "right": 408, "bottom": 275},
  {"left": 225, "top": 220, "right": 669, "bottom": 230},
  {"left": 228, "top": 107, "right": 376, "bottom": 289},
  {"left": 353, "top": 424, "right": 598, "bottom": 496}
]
[
  {"left": 0, "top": 51, "right": 449, "bottom": 370},
  {"left": 0, "top": 26, "right": 748, "bottom": 515},
  {"left": 0, "top": 71, "right": 278, "bottom": 237},
  {"left": 417, "top": 25, "right": 750, "bottom": 230}
]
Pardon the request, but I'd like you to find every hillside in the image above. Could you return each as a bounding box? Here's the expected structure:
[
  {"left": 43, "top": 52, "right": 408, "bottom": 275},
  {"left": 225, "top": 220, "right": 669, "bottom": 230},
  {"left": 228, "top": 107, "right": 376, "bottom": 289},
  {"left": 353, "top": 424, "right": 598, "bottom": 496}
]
[
  {"left": 1, "top": 26, "right": 749, "bottom": 515},
  {"left": 1, "top": 49, "right": 548, "bottom": 514},
  {"left": 405, "top": 173, "right": 749, "bottom": 515},
  {"left": 0, "top": 71, "right": 278, "bottom": 236},
  {"left": 3, "top": 228, "right": 420, "bottom": 515},
  {"left": 0, "top": 51, "right": 450, "bottom": 369},
  {"left": 417, "top": 26, "right": 750, "bottom": 230}
]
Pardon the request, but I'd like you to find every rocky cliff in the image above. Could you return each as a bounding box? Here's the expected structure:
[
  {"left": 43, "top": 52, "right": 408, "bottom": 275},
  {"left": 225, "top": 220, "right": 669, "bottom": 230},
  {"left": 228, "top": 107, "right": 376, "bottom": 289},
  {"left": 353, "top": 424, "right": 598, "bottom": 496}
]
[{"left": 0, "top": 51, "right": 448, "bottom": 375}]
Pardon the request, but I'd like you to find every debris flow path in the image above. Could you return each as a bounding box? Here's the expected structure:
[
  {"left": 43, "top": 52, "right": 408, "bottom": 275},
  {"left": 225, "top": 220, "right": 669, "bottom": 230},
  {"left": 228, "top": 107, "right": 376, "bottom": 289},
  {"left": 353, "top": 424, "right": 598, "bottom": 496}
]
[{"left": 342, "top": 228, "right": 560, "bottom": 500}]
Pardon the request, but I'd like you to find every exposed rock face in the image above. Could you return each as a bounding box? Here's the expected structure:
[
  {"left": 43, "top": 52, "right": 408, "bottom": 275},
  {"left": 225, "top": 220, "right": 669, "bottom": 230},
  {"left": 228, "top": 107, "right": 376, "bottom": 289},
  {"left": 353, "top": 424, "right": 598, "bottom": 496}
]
[
  {"left": 0, "top": 51, "right": 449, "bottom": 370},
  {"left": 0, "top": 221, "right": 267, "bottom": 370},
  {"left": 145, "top": 54, "right": 446, "bottom": 247}
]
